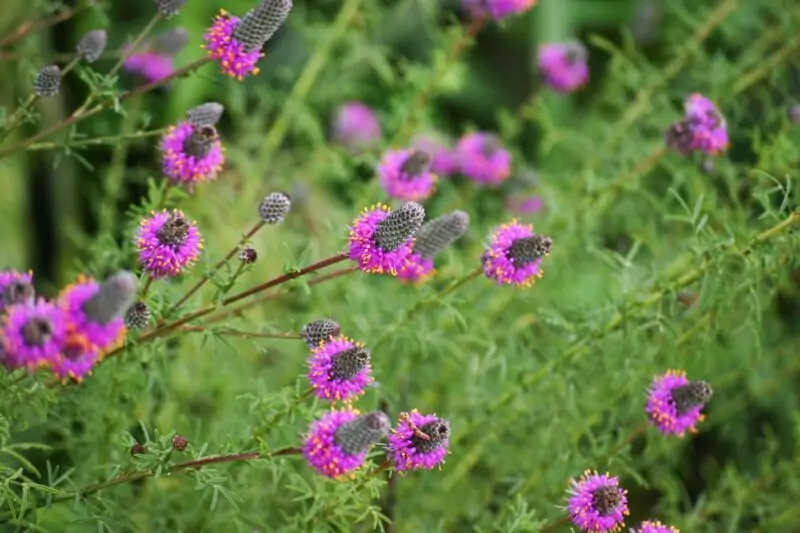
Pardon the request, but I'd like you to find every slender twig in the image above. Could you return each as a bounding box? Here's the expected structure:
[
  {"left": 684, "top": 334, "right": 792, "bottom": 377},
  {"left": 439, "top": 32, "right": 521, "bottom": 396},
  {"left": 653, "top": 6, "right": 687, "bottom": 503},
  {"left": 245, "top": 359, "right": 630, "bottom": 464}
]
[
  {"left": 179, "top": 326, "right": 302, "bottom": 340},
  {"left": 108, "top": 13, "right": 163, "bottom": 78},
  {"left": 165, "top": 222, "right": 266, "bottom": 317},
  {"left": 24, "top": 128, "right": 165, "bottom": 151},
  {"left": 0, "top": 4, "right": 97, "bottom": 48},
  {"left": 0, "top": 50, "right": 125, "bottom": 61},
  {"left": 139, "top": 276, "right": 154, "bottom": 299}
]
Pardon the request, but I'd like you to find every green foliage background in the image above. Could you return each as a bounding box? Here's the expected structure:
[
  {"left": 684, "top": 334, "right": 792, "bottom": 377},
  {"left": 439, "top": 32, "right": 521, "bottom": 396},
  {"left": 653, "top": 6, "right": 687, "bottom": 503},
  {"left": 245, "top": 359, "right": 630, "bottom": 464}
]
[{"left": 1, "top": 0, "right": 800, "bottom": 531}]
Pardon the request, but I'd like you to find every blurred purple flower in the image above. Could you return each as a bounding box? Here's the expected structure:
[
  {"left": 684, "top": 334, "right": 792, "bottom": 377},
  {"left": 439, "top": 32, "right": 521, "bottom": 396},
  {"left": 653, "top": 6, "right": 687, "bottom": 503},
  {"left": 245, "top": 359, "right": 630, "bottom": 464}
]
[
  {"left": 456, "top": 132, "right": 512, "bottom": 185},
  {"left": 377, "top": 148, "right": 437, "bottom": 201},
  {"left": 411, "top": 133, "right": 460, "bottom": 176},
  {"left": 506, "top": 195, "right": 545, "bottom": 215},
  {"left": 332, "top": 102, "right": 382, "bottom": 152},
  {"left": 537, "top": 41, "right": 589, "bottom": 93},
  {"left": 462, "top": 0, "right": 538, "bottom": 21},
  {"left": 666, "top": 93, "right": 728, "bottom": 156}
]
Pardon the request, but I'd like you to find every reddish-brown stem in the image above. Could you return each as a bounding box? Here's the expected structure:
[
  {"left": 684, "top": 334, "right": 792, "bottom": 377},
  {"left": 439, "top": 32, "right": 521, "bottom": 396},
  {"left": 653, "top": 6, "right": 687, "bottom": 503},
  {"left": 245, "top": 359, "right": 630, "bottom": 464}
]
[
  {"left": 165, "top": 221, "right": 266, "bottom": 317},
  {"left": 0, "top": 57, "right": 212, "bottom": 158},
  {"left": 178, "top": 326, "right": 302, "bottom": 340},
  {"left": 0, "top": 4, "right": 95, "bottom": 48},
  {"left": 540, "top": 516, "right": 570, "bottom": 532}
]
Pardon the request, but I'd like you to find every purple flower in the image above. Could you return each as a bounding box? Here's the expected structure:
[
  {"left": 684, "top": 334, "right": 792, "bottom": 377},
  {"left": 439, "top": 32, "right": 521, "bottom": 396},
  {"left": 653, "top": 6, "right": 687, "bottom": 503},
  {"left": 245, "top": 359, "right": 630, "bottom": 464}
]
[
  {"left": 388, "top": 410, "right": 450, "bottom": 472},
  {"left": 1, "top": 299, "right": 66, "bottom": 370},
  {"left": 481, "top": 220, "right": 551, "bottom": 287},
  {"left": 646, "top": 369, "right": 713, "bottom": 437},
  {"left": 332, "top": 102, "right": 382, "bottom": 152},
  {"left": 136, "top": 209, "right": 203, "bottom": 279},
  {"left": 124, "top": 49, "right": 175, "bottom": 82},
  {"left": 456, "top": 132, "right": 512, "bottom": 185},
  {"left": 308, "top": 335, "right": 373, "bottom": 402},
  {"left": 632, "top": 521, "right": 680, "bottom": 533},
  {"left": 0, "top": 270, "right": 35, "bottom": 313},
  {"left": 303, "top": 409, "right": 390, "bottom": 478},
  {"left": 397, "top": 255, "right": 435, "bottom": 284},
  {"left": 462, "top": 0, "right": 538, "bottom": 21},
  {"left": 203, "top": 10, "right": 264, "bottom": 80},
  {"left": 567, "top": 470, "right": 629, "bottom": 533},
  {"left": 348, "top": 202, "right": 425, "bottom": 275},
  {"left": 161, "top": 121, "right": 225, "bottom": 188},
  {"left": 506, "top": 195, "right": 545, "bottom": 215},
  {"left": 57, "top": 275, "right": 127, "bottom": 354},
  {"left": 50, "top": 332, "right": 99, "bottom": 383},
  {"left": 537, "top": 41, "right": 590, "bottom": 93},
  {"left": 411, "top": 133, "right": 460, "bottom": 176},
  {"left": 397, "top": 210, "right": 470, "bottom": 284},
  {"left": 666, "top": 93, "right": 728, "bottom": 156},
  {"left": 377, "top": 149, "right": 438, "bottom": 201}
]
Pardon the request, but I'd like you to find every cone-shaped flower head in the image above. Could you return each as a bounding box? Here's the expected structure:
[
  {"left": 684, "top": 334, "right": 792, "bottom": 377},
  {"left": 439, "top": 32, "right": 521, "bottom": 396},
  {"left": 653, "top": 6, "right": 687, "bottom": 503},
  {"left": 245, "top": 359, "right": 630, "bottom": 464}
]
[
  {"left": 259, "top": 192, "right": 292, "bottom": 224},
  {"left": 58, "top": 274, "right": 130, "bottom": 353},
  {"left": 332, "top": 101, "right": 382, "bottom": 153},
  {"left": 481, "top": 220, "right": 551, "bottom": 287},
  {"left": 456, "top": 132, "right": 512, "bottom": 185},
  {"left": 33, "top": 65, "right": 61, "bottom": 97},
  {"left": 303, "top": 409, "right": 390, "bottom": 478},
  {"left": 567, "top": 470, "right": 629, "bottom": 533},
  {"left": 76, "top": 29, "right": 107, "bottom": 63},
  {"left": 161, "top": 121, "right": 225, "bottom": 187},
  {"left": 302, "top": 318, "right": 341, "bottom": 349},
  {"left": 348, "top": 202, "right": 425, "bottom": 275},
  {"left": 646, "top": 369, "right": 712, "bottom": 436},
  {"left": 411, "top": 133, "right": 460, "bottom": 176},
  {"left": 537, "top": 41, "right": 590, "bottom": 93},
  {"left": 308, "top": 335, "right": 373, "bottom": 402},
  {"left": 136, "top": 209, "right": 203, "bottom": 279},
  {"left": 377, "top": 149, "right": 438, "bottom": 201},
  {"left": 388, "top": 410, "right": 450, "bottom": 472},
  {"left": 666, "top": 93, "right": 728, "bottom": 156},
  {"left": 203, "top": 1, "right": 293, "bottom": 81},
  {"left": 462, "top": 0, "right": 538, "bottom": 21},
  {"left": 124, "top": 302, "right": 151, "bottom": 329},
  {"left": 632, "top": 520, "right": 680, "bottom": 533},
  {"left": 398, "top": 211, "right": 470, "bottom": 283},
  {"left": 1, "top": 299, "right": 66, "bottom": 370},
  {"left": 51, "top": 331, "right": 99, "bottom": 382},
  {"left": 0, "top": 270, "right": 35, "bottom": 312},
  {"left": 187, "top": 102, "right": 225, "bottom": 128},
  {"left": 155, "top": 0, "right": 187, "bottom": 17}
]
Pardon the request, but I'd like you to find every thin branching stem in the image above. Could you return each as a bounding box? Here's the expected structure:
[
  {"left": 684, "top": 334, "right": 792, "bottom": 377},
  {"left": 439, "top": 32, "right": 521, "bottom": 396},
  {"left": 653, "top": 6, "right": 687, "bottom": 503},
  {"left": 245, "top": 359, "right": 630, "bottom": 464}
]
[
  {"left": 108, "top": 13, "right": 163, "bottom": 78},
  {"left": 178, "top": 326, "right": 302, "bottom": 340},
  {"left": 0, "top": 3, "right": 98, "bottom": 47}
]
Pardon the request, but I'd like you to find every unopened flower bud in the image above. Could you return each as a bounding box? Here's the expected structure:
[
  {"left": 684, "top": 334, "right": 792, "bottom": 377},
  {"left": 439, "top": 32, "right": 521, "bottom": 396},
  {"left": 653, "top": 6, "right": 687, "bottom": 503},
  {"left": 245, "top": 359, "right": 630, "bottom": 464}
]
[
  {"left": 124, "top": 302, "right": 151, "bottom": 329},
  {"left": 238, "top": 247, "right": 258, "bottom": 264},
  {"left": 301, "top": 318, "right": 340, "bottom": 349},
  {"left": 172, "top": 434, "right": 189, "bottom": 451},
  {"left": 130, "top": 443, "right": 147, "bottom": 456},
  {"left": 374, "top": 201, "right": 425, "bottom": 252},
  {"left": 76, "top": 29, "right": 107, "bottom": 63},
  {"left": 259, "top": 192, "right": 291, "bottom": 224},
  {"left": 82, "top": 271, "right": 138, "bottom": 325},
  {"left": 33, "top": 65, "right": 61, "bottom": 97}
]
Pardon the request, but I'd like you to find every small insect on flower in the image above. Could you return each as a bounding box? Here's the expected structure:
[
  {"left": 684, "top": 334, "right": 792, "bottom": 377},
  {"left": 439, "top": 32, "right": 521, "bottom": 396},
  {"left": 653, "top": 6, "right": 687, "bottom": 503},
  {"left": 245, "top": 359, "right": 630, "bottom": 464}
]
[
  {"left": 411, "top": 133, "right": 460, "bottom": 176},
  {"left": 348, "top": 202, "right": 425, "bottom": 275},
  {"left": 303, "top": 409, "right": 390, "bottom": 478},
  {"left": 665, "top": 93, "right": 728, "bottom": 156},
  {"left": 50, "top": 331, "right": 100, "bottom": 383},
  {"left": 1, "top": 299, "right": 67, "bottom": 371},
  {"left": 308, "top": 335, "right": 373, "bottom": 402},
  {"left": 456, "top": 132, "right": 512, "bottom": 185},
  {"left": 161, "top": 120, "right": 225, "bottom": 188},
  {"left": 187, "top": 102, "right": 225, "bottom": 128},
  {"left": 301, "top": 318, "right": 341, "bottom": 349},
  {"left": 0, "top": 270, "right": 35, "bottom": 312},
  {"left": 377, "top": 148, "right": 438, "bottom": 201},
  {"left": 203, "top": 1, "right": 293, "bottom": 80},
  {"left": 537, "top": 41, "right": 590, "bottom": 93},
  {"left": 462, "top": 0, "right": 538, "bottom": 21},
  {"left": 136, "top": 209, "right": 203, "bottom": 279},
  {"left": 631, "top": 520, "right": 680, "bottom": 533},
  {"left": 646, "top": 369, "right": 713, "bottom": 437},
  {"left": 388, "top": 410, "right": 450, "bottom": 472},
  {"left": 397, "top": 211, "right": 470, "bottom": 284},
  {"left": 33, "top": 65, "right": 61, "bottom": 97},
  {"left": 567, "top": 470, "right": 629, "bottom": 533},
  {"left": 481, "top": 220, "right": 551, "bottom": 287},
  {"left": 332, "top": 101, "right": 382, "bottom": 153}
]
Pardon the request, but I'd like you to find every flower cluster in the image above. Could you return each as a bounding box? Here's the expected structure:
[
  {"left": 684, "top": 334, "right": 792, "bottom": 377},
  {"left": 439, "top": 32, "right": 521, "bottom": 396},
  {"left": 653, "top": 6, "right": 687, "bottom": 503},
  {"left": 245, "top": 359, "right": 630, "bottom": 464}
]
[
  {"left": 538, "top": 41, "right": 590, "bottom": 93},
  {"left": 666, "top": 93, "right": 729, "bottom": 156},
  {"left": 161, "top": 111, "right": 225, "bottom": 188},
  {"left": 347, "top": 201, "right": 425, "bottom": 275},
  {"left": 481, "top": 219, "right": 552, "bottom": 287},
  {"left": 135, "top": 209, "right": 203, "bottom": 279}
]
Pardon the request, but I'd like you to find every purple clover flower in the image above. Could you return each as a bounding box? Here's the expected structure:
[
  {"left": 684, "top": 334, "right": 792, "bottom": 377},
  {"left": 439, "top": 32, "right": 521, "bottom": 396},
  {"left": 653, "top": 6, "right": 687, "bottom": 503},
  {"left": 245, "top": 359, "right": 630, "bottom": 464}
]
[
  {"left": 481, "top": 220, "right": 551, "bottom": 287},
  {"left": 124, "top": 49, "right": 175, "bottom": 83},
  {"left": 51, "top": 332, "right": 99, "bottom": 383},
  {"left": 388, "top": 410, "right": 450, "bottom": 472},
  {"left": 332, "top": 102, "right": 382, "bottom": 153},
  {"left": 462, "top": 0, "right": 538, "bottom": 21},
  {"left": 303, "top": 409, "right": 389, "bottom": 479},
  {"left": 411, "top": 133, "right": 460, "bottom": 176},
  {"left": 397, "top": 255, "right": 435, "bottom": 284},
  {"left": 646, "top": 369, "right": 713, "bottom": 437},
  {"left": 57, "top": 276, "right": 127, "bottom": 354},
  {"left": 348, "top": 202, "right": 424, "bottom": 275},
  {"left": 666, "top": 93, "right": 729, "bottom": 156},
  {"left": 307, "top": 335, "right": 373, "bottom": 402},
  {"left": 538, "top": 41, "right": 590, "bottom": 93},
  {"left": 136, "top": 209, "right": 203, "bottom": 279},
  {"left": 632, "top": 520, "right": 680, "bottom": 533},
  {"left": 506, "top": 195, "right": 545, "bottom": 216},
  {"left": 377, "top": 149, "right": 438, "bottom": 201},
  {"left": 456, "top": 132, "right": 512, "bottom": 185},
  {"left": 203, "top": 10, "right": 263, "bottom": 80},
  {"left": 567, "top": 470, "right": 629, "bottom": 533},
  {"left": 0, "top": 270, "right": 34, "bottom": 313},
  {"left": 161, "top": 121, "right": 225, "bottom": 188},
  {"left": 1, "top": 299, "right": 66, "bottom": 370}
]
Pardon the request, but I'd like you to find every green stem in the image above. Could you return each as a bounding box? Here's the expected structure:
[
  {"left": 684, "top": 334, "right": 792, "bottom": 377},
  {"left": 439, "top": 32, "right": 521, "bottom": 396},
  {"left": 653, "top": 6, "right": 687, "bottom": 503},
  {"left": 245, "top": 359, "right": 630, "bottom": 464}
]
[
  {"left": 108, "top": 13, "right": 163, "bottom": 78},
  {"left": 24, "top": 128, "right": 165, "bottom": 151}
]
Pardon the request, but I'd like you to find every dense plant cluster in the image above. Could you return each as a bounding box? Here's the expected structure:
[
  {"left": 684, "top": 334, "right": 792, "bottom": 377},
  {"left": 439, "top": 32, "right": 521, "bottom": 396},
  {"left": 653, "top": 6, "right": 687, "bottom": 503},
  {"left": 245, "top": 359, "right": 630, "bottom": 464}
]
[{"left": 0, "top": 0, "right": 799, "bottom": 531}]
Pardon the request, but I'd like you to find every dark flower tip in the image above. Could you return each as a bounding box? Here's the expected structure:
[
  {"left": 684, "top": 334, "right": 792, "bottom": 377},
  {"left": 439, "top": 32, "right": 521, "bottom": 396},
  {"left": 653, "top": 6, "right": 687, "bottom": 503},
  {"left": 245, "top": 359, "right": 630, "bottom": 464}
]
[
  {"left": 22, "top": 317, "right": 53, "bottom": 346},
  {"left": 507, "top": 234, "right": 552, "bottom": 268},
  {"left": 155, "top": 0, "right": 187, "bottom": 18},
  {"left": 671, "top": 380, "right": 713, "bottom": 415},
  {"left": 238, "top": 246, "right": 258, "bottom": 264},
  {"left": 76, "top": 29, "right": 107, "bottom": 63},
  {"left": 124, "top": 302, "right": 151, "bottom": 329},
  {"left": 592, "top": 485, "right": 622, "bottom": 515},
  {"left": 172, "top": 435, "right": 189, "bottom": 451},
  {"left": 233, "top": 0, "right": 293, "bottom": 51},
  {"left": 301, "top": 318, "right": 340, "bottom": 349},
  {"left": 187, "top": 102, "right": 225, "bottom": 128},
  {"left": 413, "top": 210, "right": 470, "bottom": 258},
  {"left": 374, "top": 201, "right": 425, "bottom": 252},
  {"left": 333, "top": 411, "right": 390, "bottom": 456},
  {"left": 330, "top": 346, "right": 370, "bottom": 381},
  {"left": 157, "top": 211, "right": 190, "bottom": 246},
  {"left": 82, "top": 271, "right": 137, "bottom": 325},
  {"left": 33, "top": 65, "right": 61, "bottom": 97},
  {"left": 412, "top": 419, "right": 450, "bottom": 453},
  {"left": 400, "top": 150, "right": 431, "bottom": 176},
  {"left": 259, "top": 192, "right": 291, "bottom": 224},
  {"left": 155, "top": 28, "right": 189, "bottom": 55},
  {"left": 2, "top": 279, "right": 35, "bottom": 307}
]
